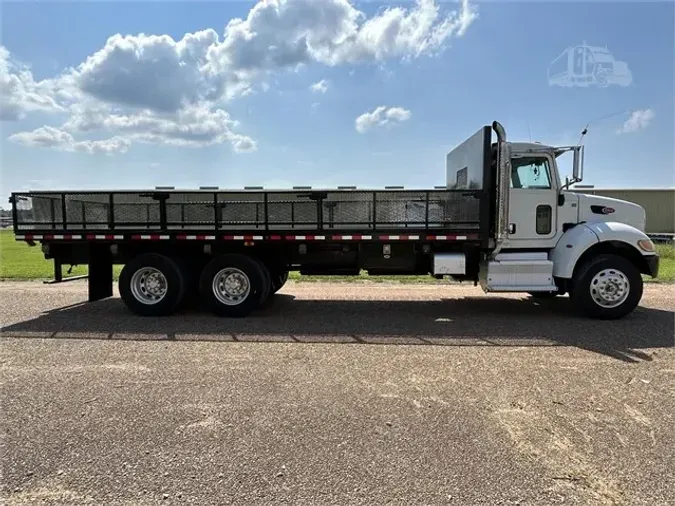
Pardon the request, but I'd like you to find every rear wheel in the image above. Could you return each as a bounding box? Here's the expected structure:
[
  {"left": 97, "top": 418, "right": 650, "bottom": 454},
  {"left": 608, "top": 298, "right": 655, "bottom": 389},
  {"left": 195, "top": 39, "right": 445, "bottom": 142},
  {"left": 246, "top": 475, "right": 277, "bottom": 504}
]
[
  {"left": 570, "top": 254, "right": 642, "bottom": 320},
  {"left": 119, "top": 253, "right": 186, "bottom": 316},
  {"left": 199, "top": 254, "right": 269, "bottom": 317}
]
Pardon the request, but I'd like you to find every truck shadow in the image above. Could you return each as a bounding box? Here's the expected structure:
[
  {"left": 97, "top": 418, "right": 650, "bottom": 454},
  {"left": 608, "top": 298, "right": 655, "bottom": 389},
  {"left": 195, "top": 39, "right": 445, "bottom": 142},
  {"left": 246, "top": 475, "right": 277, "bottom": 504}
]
[{"left": 1, "top": 294, "right": 673, "bottom": 363}]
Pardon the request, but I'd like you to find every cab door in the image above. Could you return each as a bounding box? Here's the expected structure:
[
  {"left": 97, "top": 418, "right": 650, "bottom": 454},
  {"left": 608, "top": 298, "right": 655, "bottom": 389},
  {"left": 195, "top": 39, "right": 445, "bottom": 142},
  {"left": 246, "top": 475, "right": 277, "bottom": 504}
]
[{"left": 505, "top": 154, "right": 559, "bottom": 249}]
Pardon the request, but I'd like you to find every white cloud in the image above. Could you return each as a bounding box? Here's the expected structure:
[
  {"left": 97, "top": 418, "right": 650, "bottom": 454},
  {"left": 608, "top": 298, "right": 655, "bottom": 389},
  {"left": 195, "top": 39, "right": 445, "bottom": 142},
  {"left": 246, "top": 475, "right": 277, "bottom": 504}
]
[
  {"left": 310, "top": 79, "right": 329, "bottom": 93},
  {"left": 63, "top": 104, "right": 256, "bottom": 152},
  {"left": 73, "top": 0, "right": 476, "bottom": 110},
  {"left": 8, "top": 126, "right": 130, "bottom": 154},
  {"left": 0, "top": 47, "right": 66, "bottom": 120},
  {"left": 3, "top": 0, "right": 477, "bottom": 155},
  {"left": 617, "top": 109, "right": 654, "bottom": 134},
  {"left": 74, "top": 30, "right": 226, "bottom": 112},
  {"left": 73, "top": 136, "right": 131, "bottom": 154},
  {"left": 8, "top": 126, "right": 72, "bottom": 148},
  {"left": 355, "top": 106, "right": 411, "bottom": 133}
]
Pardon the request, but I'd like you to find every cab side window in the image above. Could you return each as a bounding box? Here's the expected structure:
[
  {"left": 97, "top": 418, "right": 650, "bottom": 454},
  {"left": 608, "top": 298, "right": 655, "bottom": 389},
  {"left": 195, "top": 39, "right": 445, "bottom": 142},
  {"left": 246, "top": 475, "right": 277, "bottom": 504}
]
[{"left": 510, "top": 158, "right": 552, "bottom": 189}]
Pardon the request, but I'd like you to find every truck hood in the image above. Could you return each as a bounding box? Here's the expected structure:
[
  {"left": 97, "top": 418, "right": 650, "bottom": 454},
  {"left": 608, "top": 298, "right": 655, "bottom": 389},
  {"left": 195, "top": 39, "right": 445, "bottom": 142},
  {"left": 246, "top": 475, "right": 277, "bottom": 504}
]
[{"left": 576, "top": 193, "right": 646, "bottom": 232}]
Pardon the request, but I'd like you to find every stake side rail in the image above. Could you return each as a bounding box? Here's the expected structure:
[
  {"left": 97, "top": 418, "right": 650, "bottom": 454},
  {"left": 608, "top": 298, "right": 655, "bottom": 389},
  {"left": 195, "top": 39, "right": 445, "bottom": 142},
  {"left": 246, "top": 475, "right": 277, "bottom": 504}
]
[{"left": 11, "top": 188, "right": 490, "bottom": 243}]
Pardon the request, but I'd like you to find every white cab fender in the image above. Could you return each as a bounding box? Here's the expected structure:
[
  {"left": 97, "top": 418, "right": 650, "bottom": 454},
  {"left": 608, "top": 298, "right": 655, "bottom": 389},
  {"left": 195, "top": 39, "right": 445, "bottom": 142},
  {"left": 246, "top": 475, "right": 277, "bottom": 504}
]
[
  {"left": 550, "top": 225, "right": 599, "bottom": 279},
  {"left": 550, "top": 221, "right": 652, "bottom": 279}
]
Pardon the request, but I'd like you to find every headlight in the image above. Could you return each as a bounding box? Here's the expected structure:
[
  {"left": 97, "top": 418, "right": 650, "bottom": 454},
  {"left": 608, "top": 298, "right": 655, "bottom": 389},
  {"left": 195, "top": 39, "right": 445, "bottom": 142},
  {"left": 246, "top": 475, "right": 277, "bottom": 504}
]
[{"left": 637, "top": 239, "right": 655, "bottom": 252}]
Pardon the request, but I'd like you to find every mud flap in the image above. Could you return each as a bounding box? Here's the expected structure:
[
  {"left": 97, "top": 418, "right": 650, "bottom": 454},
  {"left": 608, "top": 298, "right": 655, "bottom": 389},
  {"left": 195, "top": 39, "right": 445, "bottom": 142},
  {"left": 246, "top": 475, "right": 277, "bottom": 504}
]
[{"left": 88, "top": 244, "right": 113, "bottom": 302}]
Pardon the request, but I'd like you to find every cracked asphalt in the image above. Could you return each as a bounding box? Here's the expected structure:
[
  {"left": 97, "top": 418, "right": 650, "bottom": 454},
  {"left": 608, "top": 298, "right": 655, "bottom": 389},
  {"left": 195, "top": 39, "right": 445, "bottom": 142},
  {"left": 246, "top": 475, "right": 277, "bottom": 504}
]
[{"left": 1, "top": 281, "right": 674, "bottom": 505}]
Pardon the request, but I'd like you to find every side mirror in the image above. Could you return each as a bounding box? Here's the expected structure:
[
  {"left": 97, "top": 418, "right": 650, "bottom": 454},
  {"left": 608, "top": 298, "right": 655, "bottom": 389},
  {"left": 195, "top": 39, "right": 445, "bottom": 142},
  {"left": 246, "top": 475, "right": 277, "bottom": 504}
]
[{"left": 572, "top": 145, "right": 584, "bottom": 182}]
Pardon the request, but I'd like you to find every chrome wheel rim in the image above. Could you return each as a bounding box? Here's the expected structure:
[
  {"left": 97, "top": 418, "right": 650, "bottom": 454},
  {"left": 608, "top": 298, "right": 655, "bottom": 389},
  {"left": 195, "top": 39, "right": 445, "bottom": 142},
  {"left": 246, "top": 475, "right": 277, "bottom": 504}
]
[
  {"left": 130, "top": 267, "right": 168, "bottom": 305},
  {"left": 212, "top": 268, "right": 251, "bottom": 306},
  {"left": 590, "top": 268, "right": 630, "bottom": 308}
]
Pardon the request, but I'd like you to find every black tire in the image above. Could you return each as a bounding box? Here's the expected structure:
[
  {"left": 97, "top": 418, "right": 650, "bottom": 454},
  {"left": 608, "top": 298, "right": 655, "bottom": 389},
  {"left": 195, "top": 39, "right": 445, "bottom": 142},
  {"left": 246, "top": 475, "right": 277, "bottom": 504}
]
[
  {"left": 253, "top": 258, "right": 272, "bottom": 305},
  {"left": 570, "top": 254, "right": 643, "bottom": 320},
  {"left": 119, "top": 253, "right": 186, "bottom": 317},
  {"left": 199, "top": 254, "right": 268, "bottom": 317},
  {"left": 271, "top": 270, "right": 289, "bottom": 294}
]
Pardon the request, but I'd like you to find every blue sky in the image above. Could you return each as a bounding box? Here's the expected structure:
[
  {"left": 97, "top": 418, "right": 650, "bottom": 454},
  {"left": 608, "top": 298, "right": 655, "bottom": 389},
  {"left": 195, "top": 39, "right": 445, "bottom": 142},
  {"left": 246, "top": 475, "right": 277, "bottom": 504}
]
[{"left": 1, "top": 0, "right": 673, "bottom": 204}]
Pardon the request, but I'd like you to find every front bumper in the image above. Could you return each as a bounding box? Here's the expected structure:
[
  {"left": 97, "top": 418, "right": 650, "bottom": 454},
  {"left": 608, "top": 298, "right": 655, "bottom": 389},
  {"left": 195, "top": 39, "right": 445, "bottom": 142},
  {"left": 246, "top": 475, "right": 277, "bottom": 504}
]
[{"left": 645, "top": 254, "right": 660, "bottom": 278}]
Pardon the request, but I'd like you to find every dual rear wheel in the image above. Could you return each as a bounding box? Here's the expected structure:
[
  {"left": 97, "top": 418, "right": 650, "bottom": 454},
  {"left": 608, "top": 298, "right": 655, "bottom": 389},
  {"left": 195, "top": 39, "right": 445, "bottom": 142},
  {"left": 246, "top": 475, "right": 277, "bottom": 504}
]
[{"left": 119, "top": 253, "right": 288, "bottom": 317}]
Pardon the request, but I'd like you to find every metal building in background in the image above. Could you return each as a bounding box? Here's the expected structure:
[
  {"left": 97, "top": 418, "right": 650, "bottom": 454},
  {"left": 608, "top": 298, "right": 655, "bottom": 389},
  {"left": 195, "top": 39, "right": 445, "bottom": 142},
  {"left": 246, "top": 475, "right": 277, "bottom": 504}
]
[{"left": 571, "top": 188, "right": 675, "bottom": 234}]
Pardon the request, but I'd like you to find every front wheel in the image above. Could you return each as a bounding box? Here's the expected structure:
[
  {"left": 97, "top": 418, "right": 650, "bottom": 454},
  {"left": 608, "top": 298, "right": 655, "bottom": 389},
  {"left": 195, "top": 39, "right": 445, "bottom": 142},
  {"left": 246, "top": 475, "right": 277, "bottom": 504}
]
[{"left": 570, "top": 254, "right": 643, "bottom": 320}]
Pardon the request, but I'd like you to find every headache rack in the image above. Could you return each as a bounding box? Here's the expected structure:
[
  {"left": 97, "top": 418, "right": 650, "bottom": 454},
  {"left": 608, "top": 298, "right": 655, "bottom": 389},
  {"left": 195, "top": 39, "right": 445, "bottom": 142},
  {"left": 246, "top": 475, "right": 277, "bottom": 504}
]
[{"left": 10, "top": 188, "right": 490, "bottom": 241}]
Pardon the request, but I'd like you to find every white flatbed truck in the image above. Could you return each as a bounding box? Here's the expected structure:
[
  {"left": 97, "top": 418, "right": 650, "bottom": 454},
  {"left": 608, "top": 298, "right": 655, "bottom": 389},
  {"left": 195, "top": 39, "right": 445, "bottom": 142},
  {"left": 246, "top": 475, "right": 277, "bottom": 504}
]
[{"left": 9, "top": 121, "right": 659, "bottom": 319}]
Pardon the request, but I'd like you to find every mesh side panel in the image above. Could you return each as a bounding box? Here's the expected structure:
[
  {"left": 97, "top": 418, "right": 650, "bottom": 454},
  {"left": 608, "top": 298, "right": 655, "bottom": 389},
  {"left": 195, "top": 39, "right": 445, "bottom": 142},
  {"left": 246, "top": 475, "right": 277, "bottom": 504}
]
[
  {"left": 322, "top": 192, "right": 373, "bottom": 229},
  {"left": 375, "top": 192, "right": 428, "bottom": 226},
  {"left": 166, "top": 193, "right": 217, "bottom": 230},
  {"left": 65, "top": 194, "right": 110, "bottom": 229},
  {"left": 217, "top": 193, "right": 265, "bottom": 230},
  {"left": 13, "top": 190, "right": 483, "bottom": 233},
  {"left": 428, "top": 191, "right": 481, "bottom": 229},
  {"left": 15, "top": 194, "right": 63, "bottom": 230},
  {"left": 113, "top": 193, "right": 160, "bottom": 229},
  {"left": 267, "top": 192, "right": 318, "bottom": 230}
]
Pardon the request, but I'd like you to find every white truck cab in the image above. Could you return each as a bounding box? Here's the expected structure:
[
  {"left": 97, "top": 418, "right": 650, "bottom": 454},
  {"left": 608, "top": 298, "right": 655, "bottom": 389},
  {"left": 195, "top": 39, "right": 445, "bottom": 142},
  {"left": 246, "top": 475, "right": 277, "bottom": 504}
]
[{"left": 472, "top": 122, "right": 659, "bottom": 319}]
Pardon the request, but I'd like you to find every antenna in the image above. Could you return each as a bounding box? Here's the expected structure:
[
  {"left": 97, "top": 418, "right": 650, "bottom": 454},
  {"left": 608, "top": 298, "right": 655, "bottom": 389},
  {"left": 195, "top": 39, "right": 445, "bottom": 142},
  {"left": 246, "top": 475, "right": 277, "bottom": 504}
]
[{"left": 577, "top": 124, "right": 588, "bottom": 146}]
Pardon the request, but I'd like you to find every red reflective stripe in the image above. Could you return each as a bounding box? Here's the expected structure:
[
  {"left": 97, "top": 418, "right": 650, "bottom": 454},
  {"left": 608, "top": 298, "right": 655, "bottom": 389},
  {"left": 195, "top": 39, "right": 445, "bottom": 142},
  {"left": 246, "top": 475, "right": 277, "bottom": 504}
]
[
  {"left": 36, "top": 232, "right": 479, "bottom": 242},
  {"left": 25, "top": 234, "right": 33, "bottom": 240}
]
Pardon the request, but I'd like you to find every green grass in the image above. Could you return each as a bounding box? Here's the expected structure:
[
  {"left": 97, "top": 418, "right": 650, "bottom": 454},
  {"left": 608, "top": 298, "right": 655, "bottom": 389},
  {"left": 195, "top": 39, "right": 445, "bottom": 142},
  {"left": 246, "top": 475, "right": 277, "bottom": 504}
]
[
  {"left": 654, "top": 241, "right": 675, "bottom": 283},
  {"left": 0, "top": 229, "right": 673, "bottom": 283},
  {"left": 0, "top": 230, "right": 122, "bottom": 280}
]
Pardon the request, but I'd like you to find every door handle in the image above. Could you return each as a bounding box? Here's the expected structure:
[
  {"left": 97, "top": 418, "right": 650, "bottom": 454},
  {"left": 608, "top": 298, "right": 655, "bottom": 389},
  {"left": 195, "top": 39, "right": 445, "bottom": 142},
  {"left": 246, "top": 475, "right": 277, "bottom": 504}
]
[{"left": 508, "top": 223, "right": 516, "bottom": 234}]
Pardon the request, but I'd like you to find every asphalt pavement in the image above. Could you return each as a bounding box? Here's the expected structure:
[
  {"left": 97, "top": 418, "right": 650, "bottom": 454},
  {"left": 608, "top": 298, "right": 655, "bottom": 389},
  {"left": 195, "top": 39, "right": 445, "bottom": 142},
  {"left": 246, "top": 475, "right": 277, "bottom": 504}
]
[{"left": 1, "top": 281, "right": 674, "bottom": 505}]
